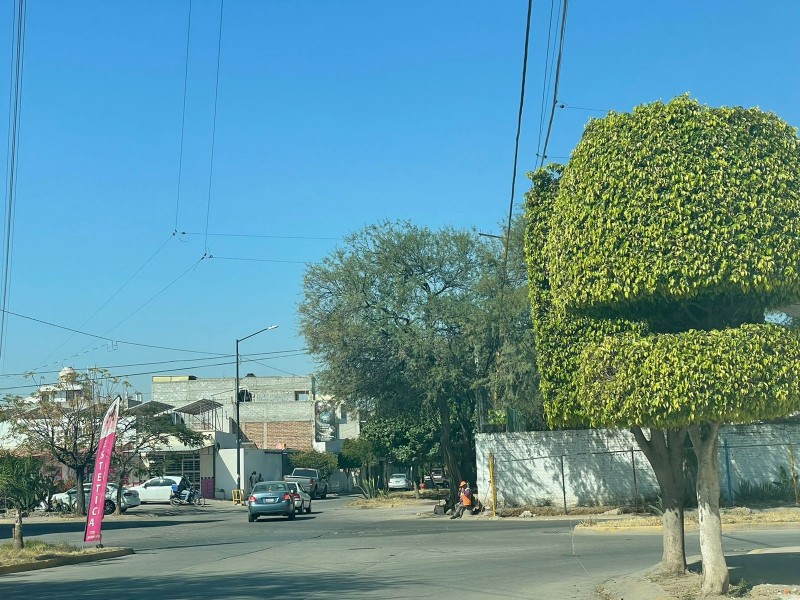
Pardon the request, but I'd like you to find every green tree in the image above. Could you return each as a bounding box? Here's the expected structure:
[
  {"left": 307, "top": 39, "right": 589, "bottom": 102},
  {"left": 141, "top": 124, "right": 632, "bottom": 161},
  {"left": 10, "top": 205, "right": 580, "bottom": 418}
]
[
  {"left": 0, "top": 368, "right": 130, "bottom": 515},
  {"left": 361, "top": 416, "right": 439, "bottom": 496},
  {"left": 111, "top": 403, "right": 207, "bottom": 514},
  {"left": 289, "top": 450, "right": 339, "bottom": 481},
  {"left": 527, "top": 96, "right": 800, "bottom": 594},
  {"left": 0, "top": 452, "right": 48, "bottom": 549},
  {"left": 526, "top": 165, "right": 688, "bottom": 574},
  {"left": 300, "top": 221, "right": 489, "bottom": 491}
]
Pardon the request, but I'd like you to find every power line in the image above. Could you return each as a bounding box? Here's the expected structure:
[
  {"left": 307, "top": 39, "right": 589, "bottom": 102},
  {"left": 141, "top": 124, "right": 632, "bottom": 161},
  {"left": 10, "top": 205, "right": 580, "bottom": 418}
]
[
  {"left": 0, "top": 306, "right": 226, "bottom": 356},
  {"left": 209, "top": 255, "right": 309, "bottom": 265},
  {"left": 557, "top": 102, "right": 608, "bottom": 113},
  {"left": 535, "top": 0, "right": 556, "bottom": 159},
  {"left": 0, "top": 348, "right": 309, "bottom": 378},
  {"left": 204, "top": 0, "right": 225, "bottom": 254},
  {"left": 0, "top": 352, "right": 312, "bottom": 394},
  {"left": 501, "top": 0, "right": 535, "bottom": 278},
  {"left": 35, "top": 233, "right": 175, "bottom": 368},
  {"left": 538, "top": 0, "right": 569, "bottom": 169},
  {"left": 174, "top": 0, "right": 193, "bottom": 232},
  {"left": 1, "top": 0, "right": 26, "bottom": 368},
  {"left": 181, "top": 231, "right": 339, "bottom": 241}
]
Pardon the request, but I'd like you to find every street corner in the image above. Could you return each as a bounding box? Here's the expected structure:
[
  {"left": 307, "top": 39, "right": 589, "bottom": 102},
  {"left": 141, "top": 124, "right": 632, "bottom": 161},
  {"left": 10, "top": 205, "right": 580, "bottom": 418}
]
[{"left": 0, "top": 547, "right": 134, "bottom": 576}]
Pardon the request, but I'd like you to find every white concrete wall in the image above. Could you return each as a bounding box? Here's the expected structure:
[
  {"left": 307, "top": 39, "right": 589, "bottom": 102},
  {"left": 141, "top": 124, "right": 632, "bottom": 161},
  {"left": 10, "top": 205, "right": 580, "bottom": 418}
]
[{"left": 476, "top": 423, "right": 800, "bottom": 509}]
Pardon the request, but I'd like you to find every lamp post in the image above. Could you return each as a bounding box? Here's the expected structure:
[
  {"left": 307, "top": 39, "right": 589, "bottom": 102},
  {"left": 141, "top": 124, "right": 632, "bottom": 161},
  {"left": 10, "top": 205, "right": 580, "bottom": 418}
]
[{"left": 235, "top": 324, "right": 278, "bottom": 495}]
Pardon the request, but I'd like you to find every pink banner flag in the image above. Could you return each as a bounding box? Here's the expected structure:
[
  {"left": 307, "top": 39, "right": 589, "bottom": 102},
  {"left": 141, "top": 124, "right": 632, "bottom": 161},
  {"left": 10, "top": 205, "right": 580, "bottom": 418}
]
[{"left": 84, "top": 397, "right": 120, "bottom": 544}]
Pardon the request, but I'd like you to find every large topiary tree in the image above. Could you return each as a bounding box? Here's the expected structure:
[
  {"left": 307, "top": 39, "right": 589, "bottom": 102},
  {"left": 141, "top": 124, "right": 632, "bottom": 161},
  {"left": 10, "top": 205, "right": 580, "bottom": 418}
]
[
  {"left": 526, "top": 95, "right": 800, "bottom": 595},
  {"left": 526, "top": 166, "right": 690, "bottom": 575}
]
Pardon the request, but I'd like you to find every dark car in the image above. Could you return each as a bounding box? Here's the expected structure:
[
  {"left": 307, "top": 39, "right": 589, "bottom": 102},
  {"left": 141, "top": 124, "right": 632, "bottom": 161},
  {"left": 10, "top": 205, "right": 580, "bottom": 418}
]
[{"left": 247, "top": 481, "right": 296, "bottom": 522}]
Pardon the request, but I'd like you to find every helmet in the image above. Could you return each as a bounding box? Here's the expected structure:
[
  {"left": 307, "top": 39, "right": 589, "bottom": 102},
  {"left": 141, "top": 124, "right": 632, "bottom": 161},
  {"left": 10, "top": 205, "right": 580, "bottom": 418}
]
[{"left": 459, "top": 481, "right": 467, "bottom": 487}]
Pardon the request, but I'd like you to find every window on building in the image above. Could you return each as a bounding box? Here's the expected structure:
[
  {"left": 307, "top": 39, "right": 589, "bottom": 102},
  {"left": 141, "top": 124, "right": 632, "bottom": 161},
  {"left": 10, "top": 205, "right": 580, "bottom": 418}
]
[{"left": 294, "top": 390, "right": 309, "bottom": 402}]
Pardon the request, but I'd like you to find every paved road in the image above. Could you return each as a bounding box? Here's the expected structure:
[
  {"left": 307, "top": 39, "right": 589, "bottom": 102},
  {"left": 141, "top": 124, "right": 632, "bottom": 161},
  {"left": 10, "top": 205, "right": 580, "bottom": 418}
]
[{"left": 1, "top": 497, "right": 797, "bottom": 599}]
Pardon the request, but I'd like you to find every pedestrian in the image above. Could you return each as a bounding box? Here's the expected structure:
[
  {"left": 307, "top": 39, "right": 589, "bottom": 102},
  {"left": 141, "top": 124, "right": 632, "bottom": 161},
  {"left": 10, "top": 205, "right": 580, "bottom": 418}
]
[
  {"left": 248, "top": 471, "right": 257, "bottom": 493},
  {"left": 450, "top": 481, "right": 472, "bottom": 519},
  {"left": 257, "top": 473, "right": 263, "bottom": 483}
]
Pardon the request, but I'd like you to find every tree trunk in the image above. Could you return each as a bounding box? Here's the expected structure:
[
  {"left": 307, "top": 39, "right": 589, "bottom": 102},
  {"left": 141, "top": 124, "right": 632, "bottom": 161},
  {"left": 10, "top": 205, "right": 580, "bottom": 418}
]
[
  {"left": 12, "top": 510, "right": 23, "bottom": 550},
  {"left": 437, "top": 396, "right": 458, "bottom": 506},
  {"left": 631, "top": 426, "right": 687, "bottom": 575},
  {"left": 75, "top": 467, "right": 86, "bottom": 515},
  {"left": 689, "top": 423, "right": 729, "bottom": 595}
]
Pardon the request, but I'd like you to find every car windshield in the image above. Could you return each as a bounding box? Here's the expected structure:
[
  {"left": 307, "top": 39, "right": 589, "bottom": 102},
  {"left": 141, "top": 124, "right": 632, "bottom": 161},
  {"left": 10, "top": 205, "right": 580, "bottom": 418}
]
[
  {"left": 292, "top": 469, "right": 317, "bottom": 478},
  {"left": 253, "top": 482, "right": 287, "bottom": 493},
  {"left": 391, "top": 474, "right": 407, "bottom": 478}
]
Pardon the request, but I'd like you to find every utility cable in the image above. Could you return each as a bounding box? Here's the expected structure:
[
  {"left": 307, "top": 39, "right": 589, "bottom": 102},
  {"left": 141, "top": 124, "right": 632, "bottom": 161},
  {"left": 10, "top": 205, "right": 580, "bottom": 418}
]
[
  {"left": 36, "top": 233, "right": 175, "bottom": 368},
  {"left": 174, "top": 0, "right": 193, "bottom": 232},
  {"left": 557, "top": 102, "right": 608, "bottom": 113},
  {"left": 0, "top": 0, "right": 26, "bottom": 368},
  {"left": 204, "top": 0, "right": 225, "bottom": 254},
  {"left": 501, "top": 0, "right": 534, "bottom": 280},
  {"left": 209, "top": 255, "right": 309, "bottom": 265},
  {"left": 0, "top": 352, "right": 311, "bottom": 394},
  {"left": 535, "top": 0, "right": 556, "bottom": 159},
  {"left": 181, "top": 231, "right": 339, "bottom": 241},
  {"left": 0, "top": 305, "right": 226, "bottom": 356},
  {"left": 538, "top": 0, "right": 569, "bottom": 169}
]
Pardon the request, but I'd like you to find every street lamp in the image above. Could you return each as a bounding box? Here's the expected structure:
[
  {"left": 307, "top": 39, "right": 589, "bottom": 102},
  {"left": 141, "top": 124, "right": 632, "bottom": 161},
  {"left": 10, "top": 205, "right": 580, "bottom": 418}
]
[{"left": 235, "top": 324, "right": 278, "bottom": 495}]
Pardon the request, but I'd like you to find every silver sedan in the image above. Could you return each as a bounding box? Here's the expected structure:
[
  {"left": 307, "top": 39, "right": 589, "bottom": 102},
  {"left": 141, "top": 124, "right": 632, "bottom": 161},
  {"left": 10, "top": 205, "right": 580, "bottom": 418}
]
[{"left": 247, "top": 481, "right": 296, "bottom": 522}]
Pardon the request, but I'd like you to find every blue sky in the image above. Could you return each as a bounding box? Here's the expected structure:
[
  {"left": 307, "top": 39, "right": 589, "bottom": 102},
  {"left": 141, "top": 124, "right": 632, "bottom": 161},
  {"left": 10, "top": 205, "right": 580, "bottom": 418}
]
[{"left": 1, "top": 1, "right": 798, "bottom": 399}]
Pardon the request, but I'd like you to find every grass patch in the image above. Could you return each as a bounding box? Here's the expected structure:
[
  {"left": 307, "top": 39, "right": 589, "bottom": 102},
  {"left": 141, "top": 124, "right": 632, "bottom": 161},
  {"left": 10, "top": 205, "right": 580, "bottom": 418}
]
[
  {"left": 581, "top": 507, "right": 800, "bottom": 530},
  {"left": 0, "top": 539, "right": 106, "bottom": 567}
]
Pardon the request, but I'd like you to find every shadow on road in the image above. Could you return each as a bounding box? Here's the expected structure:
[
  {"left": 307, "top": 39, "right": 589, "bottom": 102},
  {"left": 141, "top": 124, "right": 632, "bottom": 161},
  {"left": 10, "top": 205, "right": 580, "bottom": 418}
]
[
  {"left": 688, "top": 552, "right": 800, "bottom": 586},
  {"left": 0, "top": 519, "right": 223, "bottom": 539},
  {"left": 0, "top": 564, "right": 403, "bottom": 599}
]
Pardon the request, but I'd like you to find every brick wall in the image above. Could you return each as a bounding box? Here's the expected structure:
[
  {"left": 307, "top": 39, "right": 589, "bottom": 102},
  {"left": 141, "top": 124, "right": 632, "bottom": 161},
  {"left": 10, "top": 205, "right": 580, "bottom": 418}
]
[{"left": 267, "top": 421, "right": 313, "bottom": 451}]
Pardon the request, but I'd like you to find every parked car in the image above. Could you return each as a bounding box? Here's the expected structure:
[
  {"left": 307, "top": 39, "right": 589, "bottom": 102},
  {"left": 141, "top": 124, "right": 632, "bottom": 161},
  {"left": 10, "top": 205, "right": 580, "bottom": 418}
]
[
  {"left": 285, "top": 481, "right": 312, "bottom": 514},
  {"left": 51, "top": 483, "right": 141, "bottom": 514},
  {"left": 247, "top": 481, "right": 296, "bottom": 522},
  {"left": 388, "top": 473, "right": 412, "bottom": 491},
  {"left": 127, "top": 475, "right": 191, "bottom": 503},
  {"left": 284, "top": 468, "right": 328, "bottom": 499}
]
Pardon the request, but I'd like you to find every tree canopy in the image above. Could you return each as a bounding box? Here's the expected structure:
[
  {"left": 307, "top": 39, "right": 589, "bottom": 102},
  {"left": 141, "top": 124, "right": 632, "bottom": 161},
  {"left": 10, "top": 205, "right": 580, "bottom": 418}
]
[
  {"left": 525, "top": 95, "right": 800, "bottom": 594},
  {"left": 300, "top": 220, "right": 541, "bottom": 488}
]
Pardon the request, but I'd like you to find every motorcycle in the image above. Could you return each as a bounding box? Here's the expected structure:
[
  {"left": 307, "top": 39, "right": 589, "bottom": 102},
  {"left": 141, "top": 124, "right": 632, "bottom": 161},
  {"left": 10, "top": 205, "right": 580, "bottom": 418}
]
[{"left": 169, "top": 487, "right": 205, "bottom": 507}]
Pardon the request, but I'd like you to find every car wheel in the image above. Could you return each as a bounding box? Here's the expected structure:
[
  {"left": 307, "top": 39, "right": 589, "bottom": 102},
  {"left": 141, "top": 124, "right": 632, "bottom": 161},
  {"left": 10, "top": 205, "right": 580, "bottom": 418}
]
[
  {"left": 305, "top": 502, "right": 311, "bottom": 514},
  {"left": 287, "top": 509, "right": 296, "bottom": 520},
  {"left": 248, "top": 513, "right": 255, "bottom": 522},
  {"left": 103, "top": 499, "right": 115, "bottom": 515}
]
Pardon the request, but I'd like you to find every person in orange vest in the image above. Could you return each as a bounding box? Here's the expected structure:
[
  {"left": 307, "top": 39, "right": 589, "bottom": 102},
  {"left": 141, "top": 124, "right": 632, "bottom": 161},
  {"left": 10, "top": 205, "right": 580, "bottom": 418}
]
[{"left": 450, "top": 481, "right": 472, "bottom": 519}]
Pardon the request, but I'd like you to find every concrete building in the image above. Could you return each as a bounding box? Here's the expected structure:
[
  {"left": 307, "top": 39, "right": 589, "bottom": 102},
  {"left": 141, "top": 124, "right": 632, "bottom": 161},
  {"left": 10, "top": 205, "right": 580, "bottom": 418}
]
[{"left": 144, "top": 373, "right": 359, "bottom": 499}]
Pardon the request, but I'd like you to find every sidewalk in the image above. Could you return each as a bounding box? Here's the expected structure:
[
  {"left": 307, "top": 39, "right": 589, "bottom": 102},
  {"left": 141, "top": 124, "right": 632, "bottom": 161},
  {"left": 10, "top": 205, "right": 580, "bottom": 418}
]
[{"left": 599, "top": 548, "right": 800, "bottom": 600}]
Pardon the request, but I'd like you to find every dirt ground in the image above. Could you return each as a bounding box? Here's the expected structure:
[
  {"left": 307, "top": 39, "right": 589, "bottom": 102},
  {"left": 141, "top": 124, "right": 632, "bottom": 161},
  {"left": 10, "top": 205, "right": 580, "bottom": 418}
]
[{"left": 649, "top": 571, "right": 800, "bottom": 600}]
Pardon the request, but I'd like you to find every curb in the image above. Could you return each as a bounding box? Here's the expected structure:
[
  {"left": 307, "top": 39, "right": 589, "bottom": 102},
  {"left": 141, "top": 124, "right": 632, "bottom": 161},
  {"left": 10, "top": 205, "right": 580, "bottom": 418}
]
[{"left": 0, "top": 547, "right": 134, "bottom": 575}]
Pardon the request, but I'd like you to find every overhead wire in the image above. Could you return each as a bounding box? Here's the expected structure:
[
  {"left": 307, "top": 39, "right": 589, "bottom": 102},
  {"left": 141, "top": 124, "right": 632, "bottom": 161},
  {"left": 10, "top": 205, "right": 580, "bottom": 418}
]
[
  {"left": 35, "top": 232, "right": 176, "bottom": 368},
  {"left": 535, "top": 0, "right": 556, "bottom": 160},
  {"left": 204, "top": 0, "right": 225, "bottom": 255},
  {"left": 0, "top": 348, "right": 309, "bottom": 379},
  {"left": 181, "top": 231, "right": 339, "bottom": 241},
  {"left": 537, "top": 0, "right": 569, "bottom": 169},
  {"left": 209, "top": 255, "right": 309, "bottom": 265},
  {"left": 174, "top": 0, "right": 193, "bottom": 232},
  {"left": 0, "top": 306, "right": 227, "bottom": 356},
  {"left": 0, "top": 352, "right": 312, "bottom": 394},
  {"left": 1, "top": 0, "right": 26, "bottom": 368},
  {"left": 500, "top": 0, "right": 535, "bottom": 279}
]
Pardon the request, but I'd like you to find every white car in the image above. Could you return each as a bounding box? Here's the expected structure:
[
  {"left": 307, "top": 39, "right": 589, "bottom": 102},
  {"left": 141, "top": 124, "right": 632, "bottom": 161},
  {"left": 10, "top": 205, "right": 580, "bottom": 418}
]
[
  {"left": 388, "top": 473, "right": 412, "bottom": 491},
  {"left": 127, "top": 475, "right": 191, "bottom": 503},
  {"left": 51, "top": 483, "right": 141, "bottom": 513}
]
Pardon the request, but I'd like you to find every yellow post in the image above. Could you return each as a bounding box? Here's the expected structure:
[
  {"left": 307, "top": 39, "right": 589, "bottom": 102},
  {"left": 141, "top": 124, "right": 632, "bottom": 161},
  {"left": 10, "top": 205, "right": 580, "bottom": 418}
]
[
  {"left": 489, "top": 451, "right": 496, "bottom": 517},
  {"left": 232, "top": 489, "right": 243, "bottom": 505},
  {"left": 790, "top": 445, "right": 799, "bottom": 505}
]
